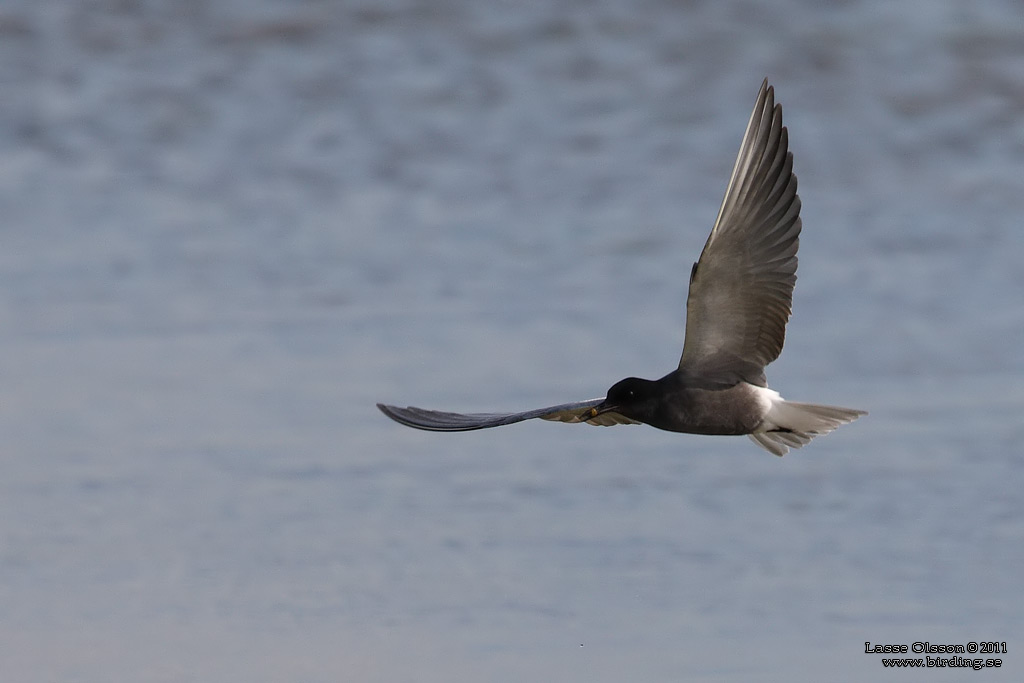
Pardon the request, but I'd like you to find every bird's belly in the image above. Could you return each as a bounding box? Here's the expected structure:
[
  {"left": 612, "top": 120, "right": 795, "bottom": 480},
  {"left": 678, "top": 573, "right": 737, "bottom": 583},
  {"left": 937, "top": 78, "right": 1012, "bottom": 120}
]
[{"left": 649, "top": 384, "right": 768, "bottom": 435}]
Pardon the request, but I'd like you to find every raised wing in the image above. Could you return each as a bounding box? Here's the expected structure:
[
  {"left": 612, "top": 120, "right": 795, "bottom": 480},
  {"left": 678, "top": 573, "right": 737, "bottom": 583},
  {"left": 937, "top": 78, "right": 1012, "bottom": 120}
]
[
  {"left": 377, "top": 399, "right": 639, "bottom": 432},
  {"left": 679, "top": 79, "right": 801, "bottom": 380}
]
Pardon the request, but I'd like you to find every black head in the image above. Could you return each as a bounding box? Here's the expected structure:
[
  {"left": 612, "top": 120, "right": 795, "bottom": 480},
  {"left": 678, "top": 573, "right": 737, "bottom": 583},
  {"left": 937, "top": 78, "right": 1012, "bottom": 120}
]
[{"left": 590, "top": 376, "right": 660, "bottom": 423}]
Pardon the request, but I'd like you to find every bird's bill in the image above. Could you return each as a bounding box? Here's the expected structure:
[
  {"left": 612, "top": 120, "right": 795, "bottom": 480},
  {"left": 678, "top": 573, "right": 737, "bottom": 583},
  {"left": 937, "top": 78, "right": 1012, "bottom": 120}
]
[{"left": 585, "top": 402, "right": 618, "bottom": 420}]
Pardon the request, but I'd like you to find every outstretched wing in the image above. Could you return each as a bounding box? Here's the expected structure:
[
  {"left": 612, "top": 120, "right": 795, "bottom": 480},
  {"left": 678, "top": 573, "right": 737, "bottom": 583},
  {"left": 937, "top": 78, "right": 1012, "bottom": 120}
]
[
  {"left": 377, "top": 399, "right": 639, "bottom": 432},
  {"left": 679, "top": 79, "right": 801, "bottom": 381}
]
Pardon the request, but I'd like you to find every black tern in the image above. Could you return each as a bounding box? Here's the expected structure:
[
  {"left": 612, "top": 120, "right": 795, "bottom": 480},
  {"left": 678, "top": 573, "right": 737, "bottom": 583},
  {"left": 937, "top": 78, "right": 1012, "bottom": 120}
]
[{"left": 378, "top": 79, "right": 865, "bottom": 456}]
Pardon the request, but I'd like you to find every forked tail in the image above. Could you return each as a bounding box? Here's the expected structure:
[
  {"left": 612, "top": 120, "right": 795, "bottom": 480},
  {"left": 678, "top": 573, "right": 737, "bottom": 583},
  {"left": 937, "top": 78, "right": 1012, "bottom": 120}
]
[{"left": 750, "top": 400, "right": 866, "bottom": 456}]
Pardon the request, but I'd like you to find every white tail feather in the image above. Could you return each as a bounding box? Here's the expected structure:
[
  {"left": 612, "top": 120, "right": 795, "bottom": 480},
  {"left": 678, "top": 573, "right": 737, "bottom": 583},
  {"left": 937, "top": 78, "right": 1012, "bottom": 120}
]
[{"left": 750, "top": 396, "right": 866, "bottom": 456}]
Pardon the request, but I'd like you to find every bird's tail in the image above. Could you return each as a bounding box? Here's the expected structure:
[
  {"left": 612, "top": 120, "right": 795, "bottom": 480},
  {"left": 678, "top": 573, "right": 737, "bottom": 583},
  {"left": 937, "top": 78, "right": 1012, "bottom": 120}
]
[{"left": 749, "top": 400, "right": 866, "bottom": 456}]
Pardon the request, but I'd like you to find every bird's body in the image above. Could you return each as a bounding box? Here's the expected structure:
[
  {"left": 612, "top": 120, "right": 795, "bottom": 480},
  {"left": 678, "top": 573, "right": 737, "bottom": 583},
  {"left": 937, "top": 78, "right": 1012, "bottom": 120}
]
[
  {"left": 604, "top": 375, "right": 768, "bottom": 436},
  {"left": 378, "top": 79, "right": 866, "bottom": 456}
]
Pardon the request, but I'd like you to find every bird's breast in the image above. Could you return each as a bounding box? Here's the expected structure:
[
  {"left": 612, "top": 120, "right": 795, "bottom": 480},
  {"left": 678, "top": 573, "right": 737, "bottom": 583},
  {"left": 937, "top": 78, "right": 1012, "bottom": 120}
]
[{"left": 649, "top": 383, "right": 769, "bottom": 435}]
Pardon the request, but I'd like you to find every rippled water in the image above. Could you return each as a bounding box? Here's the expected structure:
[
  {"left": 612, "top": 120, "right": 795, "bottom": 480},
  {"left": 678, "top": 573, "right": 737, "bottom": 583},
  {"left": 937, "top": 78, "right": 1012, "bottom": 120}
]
[{"left": 1, "top": 1, "right": 1022, "bottom": 681}]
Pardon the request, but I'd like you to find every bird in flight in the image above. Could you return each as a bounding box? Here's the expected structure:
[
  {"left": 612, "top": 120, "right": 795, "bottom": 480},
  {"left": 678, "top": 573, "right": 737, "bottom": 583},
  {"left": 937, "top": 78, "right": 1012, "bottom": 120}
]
[{"left": 378, "top": 79, "right": 865, "bottom": 456}]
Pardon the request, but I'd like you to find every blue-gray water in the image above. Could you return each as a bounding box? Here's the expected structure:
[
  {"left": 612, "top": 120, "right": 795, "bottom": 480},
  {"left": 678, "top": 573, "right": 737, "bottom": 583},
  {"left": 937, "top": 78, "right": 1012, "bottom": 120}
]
[{"left": 1, "top": 1, "right": 1022, "bottom": 681}]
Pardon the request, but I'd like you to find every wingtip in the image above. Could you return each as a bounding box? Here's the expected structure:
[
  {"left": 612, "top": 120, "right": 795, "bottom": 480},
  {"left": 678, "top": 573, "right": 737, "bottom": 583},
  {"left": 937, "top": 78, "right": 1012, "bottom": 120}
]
[{"left": 376, "top": 402, "right": 400, "bottom": 419}]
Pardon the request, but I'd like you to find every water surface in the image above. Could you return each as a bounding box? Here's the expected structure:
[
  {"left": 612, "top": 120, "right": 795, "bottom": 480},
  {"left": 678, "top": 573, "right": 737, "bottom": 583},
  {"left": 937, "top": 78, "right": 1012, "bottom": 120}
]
[{"left": 1, "top": 1, "right": 1022, "bottom": 680}]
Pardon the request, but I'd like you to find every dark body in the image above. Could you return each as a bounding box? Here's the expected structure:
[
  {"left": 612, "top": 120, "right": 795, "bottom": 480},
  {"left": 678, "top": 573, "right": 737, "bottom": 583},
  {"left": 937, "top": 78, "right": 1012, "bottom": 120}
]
[{"left": 602, "top": 373, "right": 766, "bottom": 436}]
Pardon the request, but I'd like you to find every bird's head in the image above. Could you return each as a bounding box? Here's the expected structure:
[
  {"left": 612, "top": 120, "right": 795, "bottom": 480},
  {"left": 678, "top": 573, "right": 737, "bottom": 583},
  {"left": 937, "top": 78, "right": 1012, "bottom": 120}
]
[{"left": 586, "top": 376, "right": 660, "bottom": 423}]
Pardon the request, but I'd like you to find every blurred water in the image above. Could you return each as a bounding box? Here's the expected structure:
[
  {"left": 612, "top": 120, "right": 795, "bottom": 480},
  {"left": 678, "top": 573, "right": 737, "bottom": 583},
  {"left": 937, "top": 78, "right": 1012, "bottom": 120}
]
[{"left": 1, "top": 1, "right": 1022, "bottom": 681}]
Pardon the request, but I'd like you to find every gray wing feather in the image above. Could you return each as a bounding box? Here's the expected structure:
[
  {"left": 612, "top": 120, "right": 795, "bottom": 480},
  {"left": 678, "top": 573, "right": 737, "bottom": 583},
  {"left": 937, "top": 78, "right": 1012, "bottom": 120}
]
[
  {"left": 679, "top": 79, "right": 801, "bottom": 378},
  {"left": 377, "top": 400, "right": 639, "bottom": 432}
]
